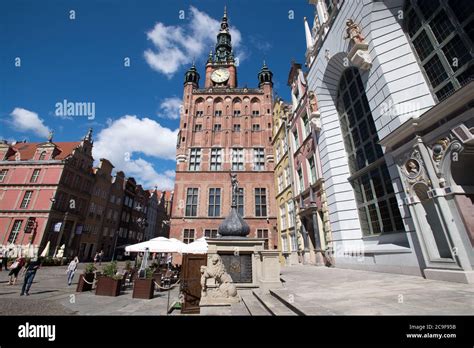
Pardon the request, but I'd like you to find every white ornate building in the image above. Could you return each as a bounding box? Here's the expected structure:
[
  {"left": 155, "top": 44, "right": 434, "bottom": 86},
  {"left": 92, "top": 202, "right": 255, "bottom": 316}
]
[{"left": 304, "top": 0, "right": 473, "bottom": 282}]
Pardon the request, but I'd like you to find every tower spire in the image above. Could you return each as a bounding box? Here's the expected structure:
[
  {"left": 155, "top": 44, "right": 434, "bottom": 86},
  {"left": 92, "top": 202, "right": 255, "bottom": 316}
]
[
  {"left": 214, "top": 6, "right": 233, "bottom": 62},
  {"left": 304, "top": 17, "right": 314, "bottom": 50}
]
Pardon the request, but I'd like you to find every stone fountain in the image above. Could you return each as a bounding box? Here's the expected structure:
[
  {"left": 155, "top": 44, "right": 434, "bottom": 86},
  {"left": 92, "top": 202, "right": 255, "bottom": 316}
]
[{"left": 199, "top": 173, "right": 282, "bottom": 312}]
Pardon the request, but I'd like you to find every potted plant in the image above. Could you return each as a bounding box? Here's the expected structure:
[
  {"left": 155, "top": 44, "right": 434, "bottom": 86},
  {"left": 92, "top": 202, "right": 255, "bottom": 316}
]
[
  {"left": 76, "top": 263, "right": 96, "bottom": 292},
  {"left": 132, "top": 267, "right": 155, "bottom": 299},
  {"left": 95, "top": 261, "right": 122, "bottom": 297}
]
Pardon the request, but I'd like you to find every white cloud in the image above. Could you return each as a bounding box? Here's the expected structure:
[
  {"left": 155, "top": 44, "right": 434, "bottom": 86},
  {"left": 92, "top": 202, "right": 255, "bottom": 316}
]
[
  {"left": 144, "top": 6, "right": 243, "bottom": 77},
  {"left": 93, "top": 115, "right": 178, "bottom": 190},
  {"left": 157, "top": 97, "right": 182, "bottom": 119},
  {"left": 9, "top": 108, "right": 51, "bottom": 138}
]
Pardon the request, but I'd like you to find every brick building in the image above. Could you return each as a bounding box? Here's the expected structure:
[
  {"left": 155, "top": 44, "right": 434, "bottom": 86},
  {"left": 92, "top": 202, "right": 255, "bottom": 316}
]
[
  {"left": 0, "top": 130, "right": 94, "bottom": 258},
  {"left": 170, "top": 9, "right": 277, "bottom": 260},
  {"left": 156, "top": 190, "right": 173, "bottom": 238}
]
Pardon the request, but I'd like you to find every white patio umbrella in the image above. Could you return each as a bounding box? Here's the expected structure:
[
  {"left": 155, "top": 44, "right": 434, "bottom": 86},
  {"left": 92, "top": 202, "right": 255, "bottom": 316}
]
[
  {"left": 40, "top": 241, "right": 50, "bottom": 257},
  {"left": 182, "top": 237, "right": 208, "bottom": 254},
  {"left": 125, "top": 237, "right": 186, "bottom": 253}
]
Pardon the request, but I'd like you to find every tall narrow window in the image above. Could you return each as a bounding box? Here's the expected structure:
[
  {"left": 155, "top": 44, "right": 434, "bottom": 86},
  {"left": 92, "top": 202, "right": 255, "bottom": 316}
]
[
  {"left": 302, "top": 114, "right": 310, "bottom": 137},
  {"left": 30, "top": 169, "right": 40, "bottom": 183},
  {"left": 210, "top": 148, "right": 222, "bottom": 171},
  {"left": 8, "top": 220, "right": 23, "bottom": 244},
  {"left": 189, "top": 148, "right": 201, "bottom": 171},
  {"left": 257, "top": 229, "right": 269, "bottom": 249},
  {"left": 308, "top": 156, "right": 317, "bottom": 184},
  {"left": 183, "top": 229, "right": 195, "bottom": 244},
  {"left": 404, "top": 0, "right": 474, "bottom": 101},
  {"left": 298, "top": 168, "right": 304, "bottom": 193},
  {"left": 255, "top": 188, "right": 267, "bottom": 217},
  {"left": 236, "top": 188, "right": 244, "bottom": 216},
  {"left": 185, "top": 188, "right": 198, "bottom": 217},
  {"left": 20, "top": 191, "right": 33, "bottom": 209},
  {"left": 293, "top": 129, "right": 299, "bottom": 148},
  {"left": 208, "top": 188, "right": 221, "bottom": 217},
  {"left": 0, "top": 169, "right": 8, "bottom": 182},
  {"left": 284, "top": 166, "right": 291, "bottom": 187},
  {"left": 338, "top": 67, "right": 404, "bottom": 236},
  {"left": 288, "top": 200, "right": 295, "bottom": 228},
  {"left": 280, "top": 204, "right": 287, "bottom": 230},
  {"left": 232, "top": 148, "right": 244, "bottom": 171},
  {"left": 277, "top": 175, "right": 284, "bottom": 193},
  {"left": 253, "top": 148, "right": 265, "bottom": 171}
]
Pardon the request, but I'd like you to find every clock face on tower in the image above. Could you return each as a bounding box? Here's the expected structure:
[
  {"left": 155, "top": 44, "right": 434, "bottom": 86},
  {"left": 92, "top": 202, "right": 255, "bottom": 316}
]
[{"left": 211, "top": 68, "right": 230, "bottom": 83}]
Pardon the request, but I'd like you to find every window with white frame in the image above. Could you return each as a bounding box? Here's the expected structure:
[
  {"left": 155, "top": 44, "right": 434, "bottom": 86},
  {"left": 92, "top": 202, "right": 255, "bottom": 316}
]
[
  {"left": 185, "top": 188, "right": 199, "bottom": 217},
  {"left": 287, "top": 200, "right": 295, "bottom": 228},
  {"left": 210, "top": 148, "right": 222, "bottom": 171},
  {"left": 290, "top": 233, "right": 298, "bottom": 251},
  {"left": 0, "top": 169, "right": 8, "bottom": 182},
  {"left": 30, "top": 169, "right": 40, "bottom": 183},
  {"left": 208, "top": 188, "right": 221, "bottom": 217},
  {"left": 281, "top": 236, "right": 289, "bottom": 253},
  {"left": 232, "top": 148, "right": 244, "bottom": 171},
  {"left": 183, "top": 229, "right": 195, "bottom": 244},
  {"left": 189, "top": 148, "right": 201, "bottom": 171},
  {"left": 20, "top": 191, "right": 33, "bottom": 209},
  {"left": 277, "top": 174, "right": 284, "bottom": 193},
  {"left": 253, "top": 148, "right": 265, "bottom": 171},
  {"left": 8, "top": 220, "right": 22, "bottom": 244},
  {"left": 280, "top": 204, "right": 287, "bottom": 230}
]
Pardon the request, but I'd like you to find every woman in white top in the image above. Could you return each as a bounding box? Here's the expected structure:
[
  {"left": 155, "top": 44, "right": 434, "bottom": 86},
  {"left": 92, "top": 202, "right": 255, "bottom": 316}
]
[{"left": 66, "top": 257, "right": 79, "bottom": 286}]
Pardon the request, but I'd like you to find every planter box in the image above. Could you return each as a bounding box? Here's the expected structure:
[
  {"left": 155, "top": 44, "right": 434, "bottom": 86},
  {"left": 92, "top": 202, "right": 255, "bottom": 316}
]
[
  {"left": 76, "top": 273, "right": 95, "bottom": 292},
  {"left": 132, "top": 278, "right": 155, "bottom": 299},
  {"left": 95, "top": 276, "right": 121, "bottom": 297}
]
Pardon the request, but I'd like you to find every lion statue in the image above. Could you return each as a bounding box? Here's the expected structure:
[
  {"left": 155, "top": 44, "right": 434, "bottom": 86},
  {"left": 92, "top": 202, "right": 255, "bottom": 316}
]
[{"left": 200, "top": 254, "right": 238, "bottom": 300}]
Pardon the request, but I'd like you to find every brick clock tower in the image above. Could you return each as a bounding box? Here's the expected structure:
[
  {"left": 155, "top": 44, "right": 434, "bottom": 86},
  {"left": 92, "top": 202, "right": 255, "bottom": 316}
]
[{"left": 170, "top": 8, "right": 277, "bottom": 259}]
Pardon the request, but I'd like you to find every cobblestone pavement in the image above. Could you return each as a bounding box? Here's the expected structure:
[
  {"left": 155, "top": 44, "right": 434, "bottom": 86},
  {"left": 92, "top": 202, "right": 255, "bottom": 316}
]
[
  {"left": 0, "top": 262, "right": 180, "bottom": 316},
  {"left": 275, "top": 265, "right": 474, "bottom": 315}
]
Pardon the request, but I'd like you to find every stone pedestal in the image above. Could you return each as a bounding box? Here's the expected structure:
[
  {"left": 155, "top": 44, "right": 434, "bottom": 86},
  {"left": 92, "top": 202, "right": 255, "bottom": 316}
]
[{"left": 205, "top": 237, "right": 282, "bottom": 293}]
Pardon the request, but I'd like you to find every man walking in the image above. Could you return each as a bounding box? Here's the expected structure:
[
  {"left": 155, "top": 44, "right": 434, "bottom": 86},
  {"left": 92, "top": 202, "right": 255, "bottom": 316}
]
[
  {"left": 20, "top": 258, "right": 41, "bottom": 296},
  {"left": 66, "top": 256, "right": 79, "bottom": 286}
]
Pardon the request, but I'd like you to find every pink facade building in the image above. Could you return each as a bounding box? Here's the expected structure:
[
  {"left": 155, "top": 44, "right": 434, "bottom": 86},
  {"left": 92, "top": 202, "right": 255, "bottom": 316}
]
[{"left": 0, "top": 130, "right": 94, "bottom": 257}]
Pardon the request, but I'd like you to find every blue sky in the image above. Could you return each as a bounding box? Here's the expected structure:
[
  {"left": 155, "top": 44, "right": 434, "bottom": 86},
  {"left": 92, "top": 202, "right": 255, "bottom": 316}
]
[{"left": 0, "top": 0, "right": 313, "bottom": 189}]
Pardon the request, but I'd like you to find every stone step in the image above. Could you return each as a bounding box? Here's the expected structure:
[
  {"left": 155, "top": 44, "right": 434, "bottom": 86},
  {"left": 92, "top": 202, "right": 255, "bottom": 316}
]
[
  {"left": 252, "top": 289, "right": 298, "bottom": 316},
  {"left": 230, "top": 301, "right": 251, "bottom": 315},
  {"left": 240, "top": 290, "right": 271, "bottom": 316},
  {"left": 268, "top": 288, "right": 307, "bottom": 316}
]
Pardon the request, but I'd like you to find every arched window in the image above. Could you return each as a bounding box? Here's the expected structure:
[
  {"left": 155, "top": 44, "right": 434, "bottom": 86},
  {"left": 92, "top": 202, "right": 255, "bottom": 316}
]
[
  {"left": 39, "top": 151, "right": 47, "bottom": 160},
  {"left": 337, "top": 68, "right": 404, "bottom": 236},
  {"left": 251, "top": 98, "right": 260, "bottom": 116},
  {"left": 404, "top": 0, "right": 473, "bottom": 101}
]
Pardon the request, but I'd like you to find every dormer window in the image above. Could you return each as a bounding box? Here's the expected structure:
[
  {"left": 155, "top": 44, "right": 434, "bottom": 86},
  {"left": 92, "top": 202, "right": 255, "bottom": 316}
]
[{"left": 39, "top": 151, "right": 47, "bottom": 160}]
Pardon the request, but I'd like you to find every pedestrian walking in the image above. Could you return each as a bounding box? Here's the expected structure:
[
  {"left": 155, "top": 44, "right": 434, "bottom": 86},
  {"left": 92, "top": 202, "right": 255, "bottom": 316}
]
[
  {"left": 20, "top": 258, "right": 41, "bottom": 296},
  {"left": 98, "top": 250, "right": 104, "bottom": 265},
  {"left": 93, "top": 252, "right": 99, "bottom": 264},
  {"left": 8, "top": 256, "right": 26, "bottom": 285},
  {"left": 66, "top": 256, "right": 79, "bottom": 286}
]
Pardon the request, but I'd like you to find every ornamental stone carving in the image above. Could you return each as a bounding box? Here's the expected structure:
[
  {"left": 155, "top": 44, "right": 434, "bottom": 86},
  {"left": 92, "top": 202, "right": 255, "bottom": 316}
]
[
  {"left": 344, "top": 19, "right": 372, "bottom": 70},
  {"left": 200, "top": 254, "right": 239, "bottom": 303}
]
